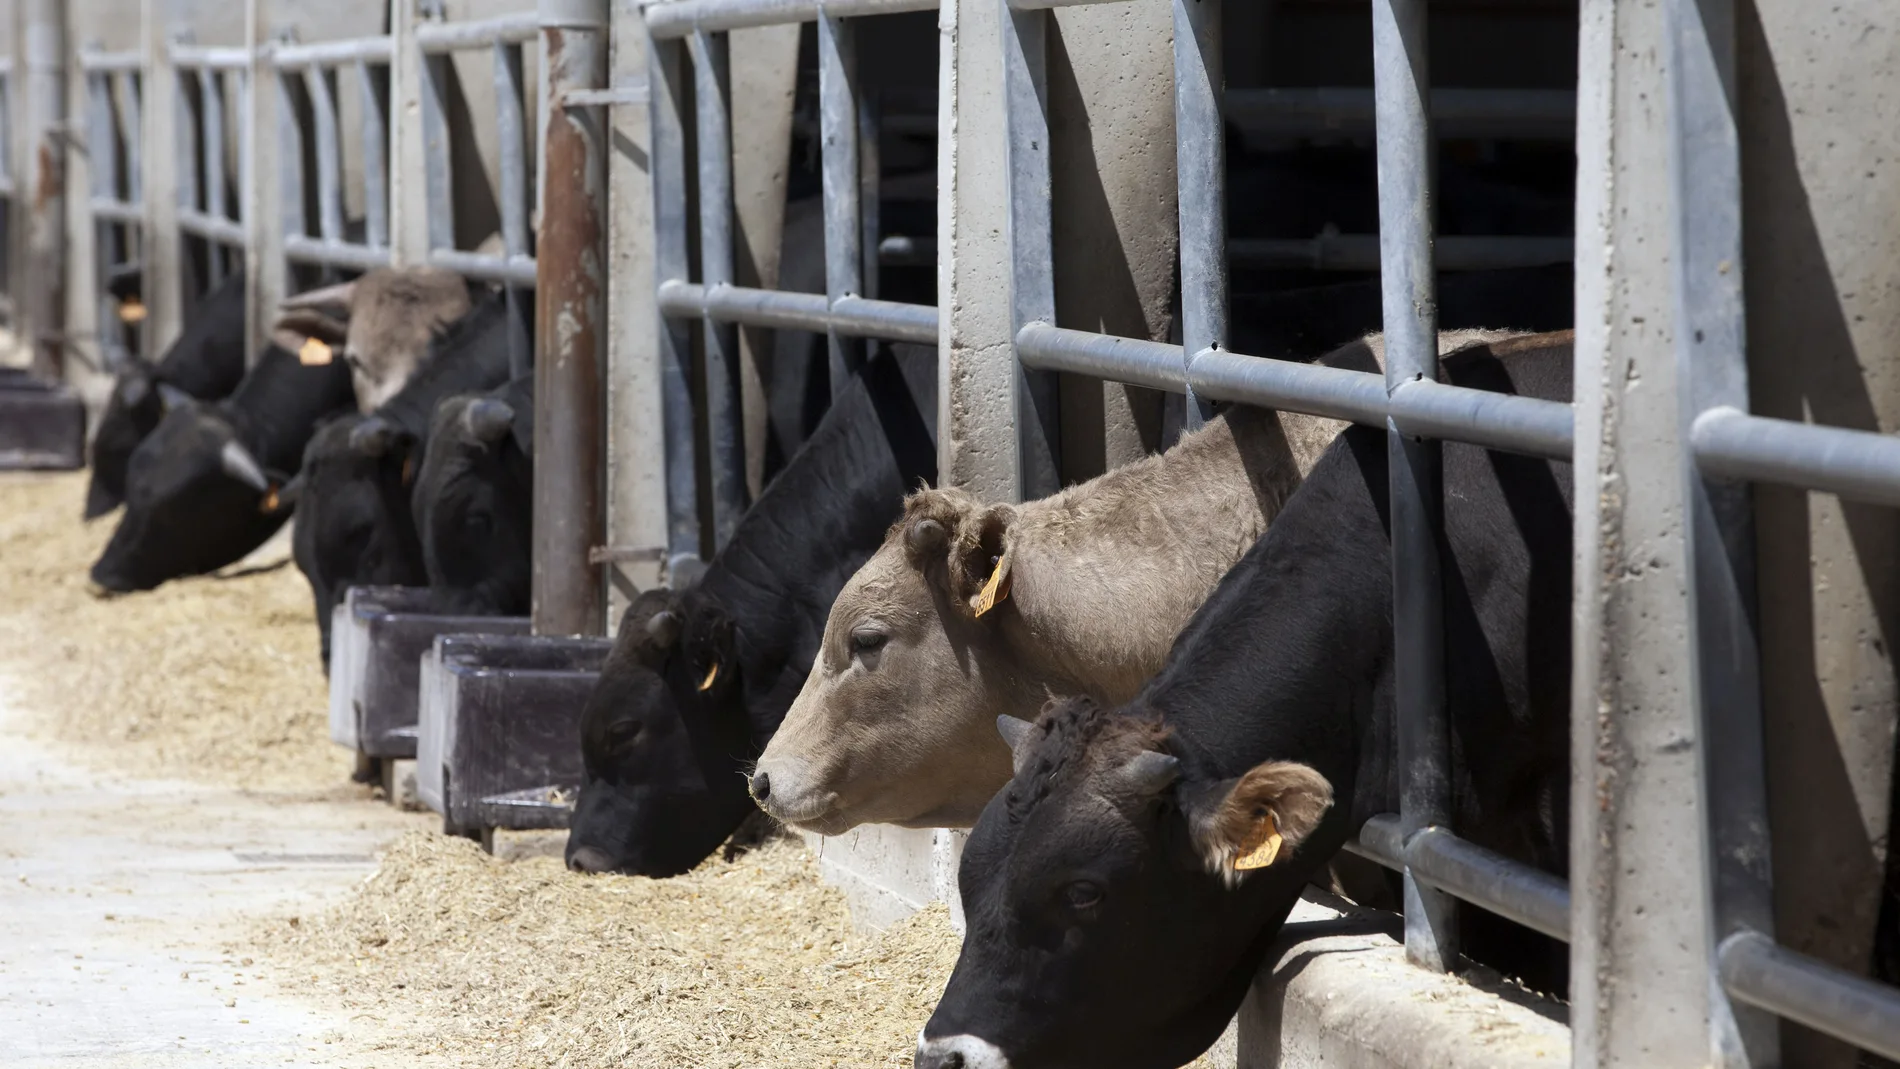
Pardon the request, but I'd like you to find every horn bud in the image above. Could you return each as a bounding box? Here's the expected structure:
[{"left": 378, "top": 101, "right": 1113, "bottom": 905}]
[
  {"left": 645, "top": 609, "right": 682, "bottom": 650},
  {"left": 462, "top": 399, "right": 515, "bottom": 444},
  {"left": 219, "top": 439, "right": 272, "bottom": 493},
  {"left": 906, "top": 517, "right": 947, "bottom": 557}
]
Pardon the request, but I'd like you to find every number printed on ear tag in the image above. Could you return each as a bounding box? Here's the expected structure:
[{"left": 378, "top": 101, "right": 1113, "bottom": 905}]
[{"left": 1233, "top": 811, "right": 1283, "bottom": 871}]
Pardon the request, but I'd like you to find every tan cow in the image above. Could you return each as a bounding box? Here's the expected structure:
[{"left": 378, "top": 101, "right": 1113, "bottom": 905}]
[
  {"left": 267, "top": 266, "right": 474, "bottom": 412},
  {"left": 751, "top": 330, "right": 1523, "bottom": 834}
]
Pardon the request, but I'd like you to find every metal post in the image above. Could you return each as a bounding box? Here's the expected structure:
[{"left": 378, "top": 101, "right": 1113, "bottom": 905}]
[
  {"left": 199, "top": 68, "right": 228, "bottom": 284},
  {"left": 818, "top": 13, "right": 863, "bottom": 397},
  {"left": 534, "top": 0, "right": 609, "bottom": 637},
  {"left": 21, "top": 0, "right": 65, "bottom": 379},
  {"left": 303, "top": 65, "right": 345, "bottom": 249},
  {"left": 1372, "top": 0, "right": 1456, "bottom": 974},
  {"left": 249, "top": 23, "right": 290, "bottom": 362},
  {"left": 388, "top": 0, "right": 430, "bottom": 265},
  {"left": 494, "top": 41, "right": 533, "bottom": 377},
  {"left": 417, "top": 23, "right": 455, "bottom": 260},
  {"left": 1666, "top": 0, "right": 1776, "bottom": 1062},
  {"left": 1173, "top": 0, "right": 1224, "bottom": 428},
  {"left": 690, "top": 28, "right": 746, "bottom": 551},
  {"left": 356, "top": 59, "right": 388, "bottom": 250},
  {"left": 999, "top": 0, "right": 1058, "bottom": 501},
  {"left": 86, "top": 67, "right": 127, "bottom": 368},
  {"left": 648, "top": 30, "right": 700, "bottom": 578},
  {"left": 857, "top": 90, "right": 879, "bottom": 302},
  {"left": 141, "top": 0, "right": 181, "bottom": 357}
]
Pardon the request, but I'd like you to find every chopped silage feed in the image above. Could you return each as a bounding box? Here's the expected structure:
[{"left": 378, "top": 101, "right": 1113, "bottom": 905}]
[
  {"left": 251, "top": 830, "right": 966, "bottom": 1069},
  {"left": 0, "top": 471, "right": 347, "bottom": 790}
]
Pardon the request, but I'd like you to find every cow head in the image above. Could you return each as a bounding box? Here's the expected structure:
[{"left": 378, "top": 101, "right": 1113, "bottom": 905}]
[
  {"left": 917, "top": 697, "right": 1336, "bottom": 1069},
  {"left": 566, "top": 589, "right": 761, "bottom": 877},
  {"left": 274, "top": 267, "right": 472, "bottom": 412},
  {"left": 85, "top": 364, "right": 190, "bottom": 519},
  {"left": 751, "top": 486, "right": 1030, "bottom": 833},
  {"left": 291, "top": 414, "right": 428, "bottom": 667},
  {"left": 90, "top": 401, "right": 294, "bottom": 593},
  {"left": 411, "top": 392, "right": 532, "bottom": 616}
]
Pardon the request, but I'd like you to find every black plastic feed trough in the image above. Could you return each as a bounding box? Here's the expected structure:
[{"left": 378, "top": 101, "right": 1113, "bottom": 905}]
[
  {"left": 0, "top": 369, "right": 85, "bottom": 470},
  {"left": 415, "top": 632, "right": 612, "bottom": 842},
  {"left": 327, "top": 585, "right": 531, "bottom": 762}
]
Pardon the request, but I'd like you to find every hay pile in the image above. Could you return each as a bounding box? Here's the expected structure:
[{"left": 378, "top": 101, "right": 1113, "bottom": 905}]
[
  {"left": 254, "top": 831, "right": 964, "bottom": 1068},
  {"left": 0, "top": 471, "right": 345, "bottom": 790}
]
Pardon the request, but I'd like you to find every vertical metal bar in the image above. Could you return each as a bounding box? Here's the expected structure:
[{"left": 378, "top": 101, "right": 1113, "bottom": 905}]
[
  {"left": 1666, "top": 0, "right": 1776, "bottom": 1062},
  {"left": 534, "top": 0, "right": 610, "bottom": 637},
  {"left": 494, "top": 41, "right": 532, "bottom": 378},
  {"left": 21, "top": 0, "right": 65, "bottom": 379},
  {"left": 649, "top": 32, "right": 701, "bottom": 578},
  {"left": 303, "top": 64, "right": 345, "bottom": 246},
  {"left": 418, "top": 43, "right": 454, "bottom": 258},
  {"left": 174, "top": 56, "right": 200, "bottom": 272},
  {"left": 690, "top": 29, "right": 746, "bottom": 551},
  {"left": 357, "top": 58, "right": 389, "bottom": 250},
  {"left": 88, "top": 70, "right": 126, "bottom": 367},
  {"left": 1174, "top": 0, "right": 1226, "bottom": 428},
  {"left": 246, "top": 27, "right": 286, "bottom": 363},
  {"left": 278, "top": 64, "right": 307, "bottom": 262},
  {"left": 122, "top": 73, "right": 143, "bottom": 208},
  {"left": 1000, "top": 0, "right": 1059, "bottom": 501},
  {"left": 1373, "top": 0, "right": 1456, "bottom": 974},
  {"left": 198, "top": 68, "right": 227, "bottom": 284},
  {"left": 818, "top": 13, "right": 863, "bottom": 397},
  {"left": 141, "top": 10, "right": 181, "bottom": 358},
  {"left": 857, "top": 90, "right": 879, "bottom": 303},
  {"left": 388, "top": 0, "right": 430, "bottom": 265}
]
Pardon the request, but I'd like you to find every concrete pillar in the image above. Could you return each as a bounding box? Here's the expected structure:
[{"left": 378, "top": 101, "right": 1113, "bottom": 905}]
[
  {"left": 244, "top": 0, "right": 286, "bottom": 360},
  {"left": 1740, "top": 1, "right": 1900, "bottom": 1064},
  {"left": 139, "top": 0, "right": 182, "bottom": 357},
  {"left": 1568, "top": 0, "right": 1719, "bottom": 1062},
  {"left": 21, "top": 0, "right": 65, "bottom": 380},
  {"left": 387, "top": 0, "right": 429, "bottom": 266}
]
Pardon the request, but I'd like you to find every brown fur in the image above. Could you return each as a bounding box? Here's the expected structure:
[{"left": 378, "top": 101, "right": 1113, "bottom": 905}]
[
  {"left": 273, "top": 267, "right": 472, "bottom": 412},
  {"left": 1189, "top": 761, "right": 1334, "bottom": 887}
]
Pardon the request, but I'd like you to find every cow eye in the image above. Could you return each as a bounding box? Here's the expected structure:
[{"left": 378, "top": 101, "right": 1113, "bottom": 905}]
[
  {"left": 1063, "top": 880, "right": 1104, "bottom": 911},
  {"left": 851, "top": 628, "right": 887, "bottom": 654}
]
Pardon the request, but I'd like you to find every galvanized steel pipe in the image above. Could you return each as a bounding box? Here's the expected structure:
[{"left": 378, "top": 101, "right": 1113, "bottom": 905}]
[
  {"left": 533, "top": 0, "right": 611, "bottom": 637},
  {"left": 644, "top": 0, "right": 940, "bottom": 39},
  {"left": 21, "top": 0, "right": 66, "bottom": 379},
  {"left": 1719, "top": 930, "right": 1900, "bottom": 1062}
]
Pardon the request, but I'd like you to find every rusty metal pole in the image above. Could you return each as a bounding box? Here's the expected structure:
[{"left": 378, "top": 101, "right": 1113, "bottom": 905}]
[
  {"left": 531, "top": 0, "right": 608, "bottom": 637},
  {"left": 21, "top": 0, "right": 65, "bottom": 380}
]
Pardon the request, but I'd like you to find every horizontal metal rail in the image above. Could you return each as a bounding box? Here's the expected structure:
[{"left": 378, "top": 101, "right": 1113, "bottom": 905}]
[
  {"left": 645, "top": 0, "right": 940, "bottom": 38},
  {"left": 270, "top": 37, "right": 394, "bottom": 67},
  {"left": 1719, "top": 930, "right": 1900, "bottom": 1061},
  {"left": 1227, "top": 87, "right": 1575, "bottom": 140},
  {"left": 285, "top": 234, "right": 393, "bottom": 271},
  {"left": 657, "top": 280, "right": 939, "bottom": 345},
  {"left": 89, "top": 197, "right": 140, "bottom": 224},
  {"left": 562, "top": 85, "right": 649, "bottom": 108},
  {"left": 1017, "top": 323, "right": 1576, "bottom": 461},
  {"left": 169, "top": 44, "right": 252, "bottom": 70},
  {"left": 1693, "top": 406, "right": 1900, "bottom": 510},
  {"left": 1354, "top": 815, "right": 1572, "bottom": 943},
  {"left": 1230, "top": 234, "right": 1574, "bottom": 273},
  {"left": 177, "top": 207, "right": 245, "bottom": 246},
  {"left": 77, "top": 49, "right": 142, "bottom": 73},
  {"left": 428, "top": 247, "right": 537, "bottom": 287},
  {"left": 415, "top": 14, "right": 539, "bottom": 52}
]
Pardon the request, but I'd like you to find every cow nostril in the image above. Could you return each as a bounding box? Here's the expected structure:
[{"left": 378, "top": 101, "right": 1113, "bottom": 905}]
[
  {"left": 567, "top": 846, "right": 615, "bottom": 874},
  {"left": 749, "top": 772, "right": 771, "bottom": 803}
]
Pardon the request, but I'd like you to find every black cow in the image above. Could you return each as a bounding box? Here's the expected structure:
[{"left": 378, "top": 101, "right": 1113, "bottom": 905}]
[
  {"left": 565, "top": 344, "right": 937, "bottom": 878},
  {"left": 86, "top": 270, "right": 250, "bottom": 519},
  {"left": 290, "top": 295, "right": 517, "bottom": 664},
  {"left": 410, "top": 375, "right": 535, "bottom": 617},
  {"left": 917, "top": 332, "right": 1574, "bottom": 1069},
  {"left": 89, "top": 343, "right": 356, "bottom": 593}
]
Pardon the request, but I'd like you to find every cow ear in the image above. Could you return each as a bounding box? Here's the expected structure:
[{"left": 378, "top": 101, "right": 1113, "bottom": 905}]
[
  {"left": 996, "top": 715, "right": 1038, "bottom": 775},
  {"left": 271, "top": 310, "right": 349, "bottom": 364},
  {"left": 958, "top": 505, "right": 1016, "bottom": 618},
  {"left": 1186, "top": 761, "right": 1333, "bottom": 881}
]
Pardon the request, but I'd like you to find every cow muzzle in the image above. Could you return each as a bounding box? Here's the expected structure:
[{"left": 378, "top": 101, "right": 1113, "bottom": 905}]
[
  {"left": 746, "top": 758, "right": 840, "bottom": 830},
  {"left": 915, "top": 1032, "right": 1012, "bottom": 1069}
]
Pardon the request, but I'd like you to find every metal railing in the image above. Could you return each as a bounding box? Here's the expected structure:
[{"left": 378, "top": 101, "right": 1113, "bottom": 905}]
[
  {"left": 167, "top": 39, "right": 249, "bottom": 288},
  {"left": 270, "top": 33, "right": 396, "bottom": 273},
  {"left": 644, "top": 0, "right": 940, "bottom": 574},
  {"left": 0, "top": 57, "right": 18, "bottom": 328},
  {"left": 415, "top": 7, "right": 539, "bottom": 374},
  {"left": 77, "top": 47, "right": 143, "bottom": 369}
]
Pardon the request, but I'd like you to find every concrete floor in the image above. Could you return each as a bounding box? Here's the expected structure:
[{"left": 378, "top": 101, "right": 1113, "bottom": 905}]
[{"left": 0, "top": 697, "right": 433, "bottom": 1068}]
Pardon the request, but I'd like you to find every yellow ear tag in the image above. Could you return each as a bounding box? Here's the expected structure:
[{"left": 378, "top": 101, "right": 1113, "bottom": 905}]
[
  {"left": 698, "top": 662, "right": 719, "bottom": 691},
  {"left": 299, "top": 337, "right": 334, "bottom": 366},
  {"left": 972, "top": 558, "right": 1012, "bottom": 618},
  {"left": 1232, "top": 811, "right": 1283, "bottom": 871},
  {"left": 259, "top": 487, "right": 280, "bottom": 514},
  {"left": 118, "top": 297, "right": 147, "bottom": 324}
]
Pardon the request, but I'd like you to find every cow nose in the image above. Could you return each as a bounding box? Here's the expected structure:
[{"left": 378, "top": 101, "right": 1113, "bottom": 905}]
[
  {"left": 567, "top": 846, "right": 615, "bottom": 874},
  {"left": 915, "top": 1035, "right": 1010, "bottom": 1069},
  {"left": 748, "top": 772, "right": 771, "bottom": 803}
]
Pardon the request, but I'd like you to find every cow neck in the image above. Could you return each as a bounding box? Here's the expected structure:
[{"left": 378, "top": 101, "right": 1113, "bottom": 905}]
[
  {"left": 373, "top": 297, "right": 514, "bottom": 442},
  {"left": 699, "top": 352, "right": 936, "bottom": 717},
  {"left": 221, "top": 345, "right": 357, "bottom": 473},
  {"left": 154, "top": 274, "right": 249, "bottom": 396}
]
